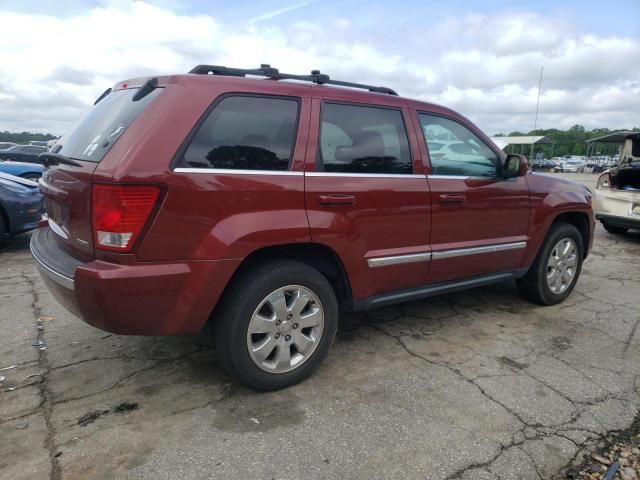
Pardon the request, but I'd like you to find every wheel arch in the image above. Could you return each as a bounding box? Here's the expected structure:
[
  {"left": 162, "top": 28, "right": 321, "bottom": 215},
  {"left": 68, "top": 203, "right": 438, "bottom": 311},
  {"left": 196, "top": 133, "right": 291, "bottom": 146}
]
[
  {"left": 229, "top": 242, "right": 354, "bottom": 311},
  {"left": 522, "top": 208, "right": 592, "bottom": 270},
  {"left": 550, "top": 211, "right": 590, "bottom": 258}
]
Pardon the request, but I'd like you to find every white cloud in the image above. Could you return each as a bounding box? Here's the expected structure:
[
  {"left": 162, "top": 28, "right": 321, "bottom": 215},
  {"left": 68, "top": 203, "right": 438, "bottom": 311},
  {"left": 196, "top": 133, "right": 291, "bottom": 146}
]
[{"left": 0, "top": 2, "right": 638, "bottom": 135}]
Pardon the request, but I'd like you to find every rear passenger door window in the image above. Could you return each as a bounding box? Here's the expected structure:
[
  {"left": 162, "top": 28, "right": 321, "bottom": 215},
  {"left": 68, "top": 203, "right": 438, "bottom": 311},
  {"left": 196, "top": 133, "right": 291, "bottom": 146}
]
[
  {"left": 318, "top": 103, "right": 412, "bottom": 174},
  {"left": 178, "top": 95, "right": 299, "bottom": 171},
  {"left": 418, "top": 114, "right": 498, "bottom": 177}
]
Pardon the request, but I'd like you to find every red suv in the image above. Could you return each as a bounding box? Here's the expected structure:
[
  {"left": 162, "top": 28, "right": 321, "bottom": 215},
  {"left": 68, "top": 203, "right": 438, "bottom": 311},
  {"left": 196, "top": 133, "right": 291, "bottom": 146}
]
[{"left": 31, "top": 65, "right": 594, "bottom": 390}]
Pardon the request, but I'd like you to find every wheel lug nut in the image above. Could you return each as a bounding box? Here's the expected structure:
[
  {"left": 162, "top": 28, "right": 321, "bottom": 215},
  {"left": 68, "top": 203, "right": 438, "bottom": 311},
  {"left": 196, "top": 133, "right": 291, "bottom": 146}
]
[
  {"left": 293, "top": 323, "right": 298, "bottom": 329},
  {"left": 275, "top": 320, "right": 281, "bottom": 326},
  {"left": 275, "top": 333, "right": 280, "bottom": 339},
  {"left": 287, "top": 314, "right": 292, "bottom": 320},
  {"left": 285, "top": 335, "right": 291, "bottom": 341}
]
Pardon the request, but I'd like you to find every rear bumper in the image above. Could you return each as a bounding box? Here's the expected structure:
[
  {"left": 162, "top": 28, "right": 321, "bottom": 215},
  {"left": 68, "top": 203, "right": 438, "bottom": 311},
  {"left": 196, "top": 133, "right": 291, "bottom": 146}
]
[
  {"left": 596, "top": 214, "right": 640, "bottom": 230},
  {"left": 30, "top": 228, "right": 241, "bottom": 335},
  {"left": 594, "top": 188, "right": 640, "bottom": 229}
]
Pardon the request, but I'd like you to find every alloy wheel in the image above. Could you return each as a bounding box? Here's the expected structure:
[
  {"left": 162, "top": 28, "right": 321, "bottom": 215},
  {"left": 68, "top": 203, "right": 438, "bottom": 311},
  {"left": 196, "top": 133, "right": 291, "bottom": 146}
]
[
  {"left": 546, "top": 237, "right": 578, "bottom": 294},
  {"left": 246, "top": 285, "right": 324, "bottom": 373}
]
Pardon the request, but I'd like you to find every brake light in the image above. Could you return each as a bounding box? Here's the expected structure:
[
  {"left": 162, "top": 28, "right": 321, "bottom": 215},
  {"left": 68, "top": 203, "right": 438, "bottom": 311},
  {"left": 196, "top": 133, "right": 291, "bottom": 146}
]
[
  {"left": 596, "top": 173, "right": 612, "bottom": 189},
  {"left": 92, "top": 184, "right": 160, "bottom": 252}
]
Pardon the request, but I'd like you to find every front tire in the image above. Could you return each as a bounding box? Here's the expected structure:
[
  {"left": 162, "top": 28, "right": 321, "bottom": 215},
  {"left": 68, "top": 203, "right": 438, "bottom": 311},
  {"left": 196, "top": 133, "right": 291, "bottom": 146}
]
[
  {"left": 517, "top": 223, "right": 584, "bottom": 306},
  {"left": 601, "top": 222, "right": 628, "bottom": 234},
  {"left": 213, "top": 259, "right": 338, "bottom": 390}
]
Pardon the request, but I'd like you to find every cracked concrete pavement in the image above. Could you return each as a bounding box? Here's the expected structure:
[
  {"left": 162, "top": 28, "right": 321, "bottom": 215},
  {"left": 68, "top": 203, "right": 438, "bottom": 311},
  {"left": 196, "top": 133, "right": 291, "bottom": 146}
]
[{"left": 1, "top": 173, "right": 639, "bottom": 480}]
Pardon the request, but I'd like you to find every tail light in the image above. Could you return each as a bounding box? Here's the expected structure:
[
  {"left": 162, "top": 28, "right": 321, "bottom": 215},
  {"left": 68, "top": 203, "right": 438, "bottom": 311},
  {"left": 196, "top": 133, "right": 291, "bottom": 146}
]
[
  {"left": 596, "top": 173, "right": 612, "bottom": 189},
  {"left": 92, "top": 184, "right": 160, "bottom": 252}
]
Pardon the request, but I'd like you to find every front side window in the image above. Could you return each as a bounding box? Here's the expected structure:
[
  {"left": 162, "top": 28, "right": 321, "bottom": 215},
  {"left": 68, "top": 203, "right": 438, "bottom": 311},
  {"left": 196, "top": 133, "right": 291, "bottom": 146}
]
[
  {"left": 318, "top": 103, "right": 412, "bottom": 174},
  {"left": 418, "top": 114, "right": 498, "bottom": 177},
  {"left": 178, "top": 96, "right": 299, "bottom": 171}
]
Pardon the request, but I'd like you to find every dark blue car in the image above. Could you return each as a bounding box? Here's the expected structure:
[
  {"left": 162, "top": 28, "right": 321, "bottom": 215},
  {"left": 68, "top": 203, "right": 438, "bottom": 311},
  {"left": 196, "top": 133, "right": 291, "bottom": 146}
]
[
  {"left": 0, "top": 172, "right": 44, "bottom": 242},
  {"left": 0, "top": 161, "right": 44, "bottom": 180},
  {"left": 0, "top": 145, "right": 47, "bottom": 164}
]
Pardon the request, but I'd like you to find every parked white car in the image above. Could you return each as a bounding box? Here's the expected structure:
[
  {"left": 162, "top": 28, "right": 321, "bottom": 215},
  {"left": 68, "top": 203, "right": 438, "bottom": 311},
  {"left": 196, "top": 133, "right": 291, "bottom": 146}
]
[
  {"left": 561, "top": 160, "right": 585, "bottom": 173},
  {"left": 595, "top": 133, "right": 640, "bottom": 234}
]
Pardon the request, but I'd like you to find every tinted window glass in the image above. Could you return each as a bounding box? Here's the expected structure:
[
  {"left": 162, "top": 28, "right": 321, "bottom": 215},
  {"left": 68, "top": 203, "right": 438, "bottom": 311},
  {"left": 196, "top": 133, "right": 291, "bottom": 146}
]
[
  {"left": 418, "top": 114, "right": 498, "bottom": 177},
  {"left": 58, "top": 87, "right": 161, "bottom": 162},
  {"left": 319, "top": 103, "right": 412, "bottom": 174},
  {"left": 632, "top": 137, "right": 640, "bottom": 158},
  {"left": 179, "top": 96, "right": 299, "bottom": 171},
  {"left": 23, "top": 146, "right": 44, "bottom": 153}
]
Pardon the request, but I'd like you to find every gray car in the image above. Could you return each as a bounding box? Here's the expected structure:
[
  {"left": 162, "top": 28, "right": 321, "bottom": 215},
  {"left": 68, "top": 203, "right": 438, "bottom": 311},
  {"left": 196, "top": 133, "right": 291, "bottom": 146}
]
[{"left": 0, "top": 172, "right": 43, "bottom": 243}]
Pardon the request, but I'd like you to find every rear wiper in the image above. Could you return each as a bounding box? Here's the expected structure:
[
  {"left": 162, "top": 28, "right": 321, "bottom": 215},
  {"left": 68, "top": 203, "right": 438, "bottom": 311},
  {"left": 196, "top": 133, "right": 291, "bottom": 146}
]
[
  {"left": 132, "top": 77, "right": 158, "bottom": 101},
  {"left": 94, "top": 87, "right": 112, "bottom": 105},
  {"left": 39, "top": 152, "right": 82, "bottom": 168}
]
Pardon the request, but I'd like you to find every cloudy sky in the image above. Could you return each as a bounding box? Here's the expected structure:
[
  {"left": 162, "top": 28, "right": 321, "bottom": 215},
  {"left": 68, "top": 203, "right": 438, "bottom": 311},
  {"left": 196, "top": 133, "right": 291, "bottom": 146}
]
[{"left": 1, "top": 0, "right": 639, "bottom": 136}]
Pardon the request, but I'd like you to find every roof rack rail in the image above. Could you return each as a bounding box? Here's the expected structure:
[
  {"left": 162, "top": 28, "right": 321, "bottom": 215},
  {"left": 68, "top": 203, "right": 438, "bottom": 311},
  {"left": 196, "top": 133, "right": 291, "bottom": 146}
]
[{"left": 188, "top": 64, "right": 398, "bottom": 96}]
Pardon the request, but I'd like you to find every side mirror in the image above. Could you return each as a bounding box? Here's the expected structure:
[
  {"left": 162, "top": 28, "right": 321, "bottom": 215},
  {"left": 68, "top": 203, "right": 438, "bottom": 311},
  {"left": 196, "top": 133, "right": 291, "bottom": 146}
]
[{"left": 503, "top": 154, "right": 528, "bottom": 178}]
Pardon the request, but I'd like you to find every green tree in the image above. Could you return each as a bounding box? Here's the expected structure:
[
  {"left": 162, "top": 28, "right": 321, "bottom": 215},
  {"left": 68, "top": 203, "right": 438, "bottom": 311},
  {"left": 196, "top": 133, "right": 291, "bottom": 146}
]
[
  {"left": 0, "top": 131, "right": 57, "bottom": 144},
  {"left": 494, "top": 126, "right": 638, "bottom": 159}
]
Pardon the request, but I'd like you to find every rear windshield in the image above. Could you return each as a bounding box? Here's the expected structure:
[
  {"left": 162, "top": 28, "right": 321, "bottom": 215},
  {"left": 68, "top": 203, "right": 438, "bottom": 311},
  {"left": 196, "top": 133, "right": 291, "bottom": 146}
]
[{"left": 57, "top": 87, "right": 162, "bottom": 162}]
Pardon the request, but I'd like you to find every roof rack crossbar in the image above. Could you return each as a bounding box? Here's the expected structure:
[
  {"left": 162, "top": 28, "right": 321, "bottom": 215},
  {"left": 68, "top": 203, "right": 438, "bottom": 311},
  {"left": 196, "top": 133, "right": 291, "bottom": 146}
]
[{"left": 188, "top": 64, "right": 398, "bottom": 96}]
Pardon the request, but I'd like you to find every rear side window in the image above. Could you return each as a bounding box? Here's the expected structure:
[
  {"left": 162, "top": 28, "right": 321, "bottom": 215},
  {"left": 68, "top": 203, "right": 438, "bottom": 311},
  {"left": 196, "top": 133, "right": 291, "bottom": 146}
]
[
  {"left": 318, "top": 103, "right": 412, "bottom": 174},
  {"left": 58, "top": 88, "right": 162, "bottom": 162},
  {"left": 177, "top": 96, "right": 299, "bottom": 171}
]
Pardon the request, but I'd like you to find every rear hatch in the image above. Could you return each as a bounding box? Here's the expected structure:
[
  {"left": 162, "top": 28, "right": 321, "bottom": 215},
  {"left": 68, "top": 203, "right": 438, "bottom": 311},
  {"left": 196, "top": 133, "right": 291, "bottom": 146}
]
[{"left": 40, "top": 84, "right": 162, "bottom": 261}]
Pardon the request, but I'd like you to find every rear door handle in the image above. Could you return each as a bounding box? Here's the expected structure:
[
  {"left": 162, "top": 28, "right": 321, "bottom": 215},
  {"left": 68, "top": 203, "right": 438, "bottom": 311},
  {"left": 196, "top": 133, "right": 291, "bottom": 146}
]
[
  {"left": 439, "top": 193, "right": 466, "bottom": 204},
  {"left": 318, "top": 194, "right": 356, "bottom": 206}
]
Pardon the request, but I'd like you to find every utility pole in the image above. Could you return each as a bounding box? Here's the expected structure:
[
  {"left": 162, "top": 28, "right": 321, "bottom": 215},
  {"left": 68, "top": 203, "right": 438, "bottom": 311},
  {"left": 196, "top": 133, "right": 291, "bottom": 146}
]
[{"left": 530, "top": 66, "right": 544, "bottom": 160}]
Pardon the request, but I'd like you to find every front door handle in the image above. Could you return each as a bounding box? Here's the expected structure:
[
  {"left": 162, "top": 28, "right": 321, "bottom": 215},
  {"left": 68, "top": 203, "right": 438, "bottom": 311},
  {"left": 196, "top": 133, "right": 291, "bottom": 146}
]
[
  {"left": 439, "top": 193, "right": 466, "bottom": 204},
  {"left": 318, "top": 194, "right": 356, "bottom": 206}
]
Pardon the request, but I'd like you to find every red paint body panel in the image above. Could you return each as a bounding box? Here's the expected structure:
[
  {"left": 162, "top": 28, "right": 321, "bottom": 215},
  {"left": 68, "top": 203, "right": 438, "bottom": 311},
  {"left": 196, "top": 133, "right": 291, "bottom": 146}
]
[
  {"left": 407, "top": 104, "right": 532, "bottom": 282},
  {"left": 305, "top": 175, "right": 431, "bottom": 297},
  {"left": 39, "top": 161, "right": 97, "bottom": 261},
  {"left": 74, "top": 258, "right": 240, "bottom": 335},
  {"left": 303, "top": 98, "right": 431, "bottom": 298},
  {"left": 521, "top": 173, "right": 595, "bottom": 267},
  {"left": 40, "top": 254, "right": 240, "bottom": 335},
  {"left": 33, "top": 72, "right": 594, "bottom": 335},
  {"left": 425, "top": 176, "right": 530, "bottom": 282}
]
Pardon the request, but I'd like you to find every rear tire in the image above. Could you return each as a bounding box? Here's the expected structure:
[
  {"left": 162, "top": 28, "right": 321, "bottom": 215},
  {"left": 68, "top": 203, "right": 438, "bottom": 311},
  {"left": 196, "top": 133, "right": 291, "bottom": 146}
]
[
  {"left": 517, "top": 223, "right": 584, "bottom": 306},
  {"left": 213, "top": 259, "right": 338, "bottom": 390},
  {"left": 601, "top": 222, "right": 628, "bottom": 234}
]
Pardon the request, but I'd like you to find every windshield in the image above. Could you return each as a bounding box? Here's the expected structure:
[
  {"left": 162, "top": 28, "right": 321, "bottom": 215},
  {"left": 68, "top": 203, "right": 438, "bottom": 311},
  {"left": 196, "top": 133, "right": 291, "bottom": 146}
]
[{"left": 57, "top": 87, "right": 162, "bottom": 162}]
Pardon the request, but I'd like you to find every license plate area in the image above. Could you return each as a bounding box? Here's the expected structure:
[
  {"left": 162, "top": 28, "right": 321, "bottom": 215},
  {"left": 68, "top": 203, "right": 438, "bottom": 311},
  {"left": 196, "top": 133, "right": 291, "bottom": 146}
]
[{"left": 45, "top": 199, "right": 71, "bottom": 239}]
